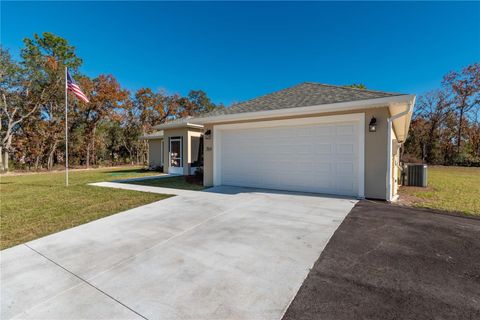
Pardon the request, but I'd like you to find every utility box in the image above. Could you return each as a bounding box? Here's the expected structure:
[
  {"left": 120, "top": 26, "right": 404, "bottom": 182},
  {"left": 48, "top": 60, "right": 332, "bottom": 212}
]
[{"left": 403, "top": 164, "right": 428, "bottom": 187}]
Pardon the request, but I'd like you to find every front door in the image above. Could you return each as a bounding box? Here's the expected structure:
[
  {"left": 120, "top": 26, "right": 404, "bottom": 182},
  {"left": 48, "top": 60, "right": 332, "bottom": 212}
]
[{"left": 169, "top": 137, "right": 183, "bottom": 174}]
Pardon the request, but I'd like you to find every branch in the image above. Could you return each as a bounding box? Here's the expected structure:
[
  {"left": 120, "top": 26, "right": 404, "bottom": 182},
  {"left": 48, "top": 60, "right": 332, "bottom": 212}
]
[{"left": 1, "top": 94, "right": 12, "bottom": 122}]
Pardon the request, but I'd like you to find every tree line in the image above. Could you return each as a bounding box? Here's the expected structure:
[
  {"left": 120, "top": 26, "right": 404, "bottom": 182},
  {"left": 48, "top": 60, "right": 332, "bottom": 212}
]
[
  {"left": 403, "top": 63, "right": 479, "bottom": 166},
  {"left": 1, "top": 33, "right": 479, "bottom": 172},
  {"left": 0, "top": 33, "right": 222, "bottom": 172}
]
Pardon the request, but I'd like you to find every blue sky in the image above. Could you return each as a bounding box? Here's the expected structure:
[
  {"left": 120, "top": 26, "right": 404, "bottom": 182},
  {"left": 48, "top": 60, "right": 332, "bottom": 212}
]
[{"left": 2, "top": 1, "right": 479, "bottom": 105}]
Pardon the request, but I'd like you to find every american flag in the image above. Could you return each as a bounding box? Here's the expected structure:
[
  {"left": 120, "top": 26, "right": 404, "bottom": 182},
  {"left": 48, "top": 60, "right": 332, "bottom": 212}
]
[{"left": 67, "top": 70, "right": 89, "bottom": 103}]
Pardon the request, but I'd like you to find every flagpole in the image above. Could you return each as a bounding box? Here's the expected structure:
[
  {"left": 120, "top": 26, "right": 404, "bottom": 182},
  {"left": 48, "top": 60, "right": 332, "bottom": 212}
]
[{"left": 65, "top": 66, "right": 69, "bottom": 187}]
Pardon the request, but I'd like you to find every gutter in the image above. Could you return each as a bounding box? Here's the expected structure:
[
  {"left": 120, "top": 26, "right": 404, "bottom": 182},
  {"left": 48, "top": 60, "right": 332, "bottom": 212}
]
[
  {"left": 153, "top": 122, "right": 204, "bottom": 130},
  {"left": 386, "top": 98, "right": 415, "bottom": 201},
  {"left": 153, "top": 95, "right": 414, "bottom": 131},
  {"left": 192, "top": 95, "right": 415, "bottom": 125}
]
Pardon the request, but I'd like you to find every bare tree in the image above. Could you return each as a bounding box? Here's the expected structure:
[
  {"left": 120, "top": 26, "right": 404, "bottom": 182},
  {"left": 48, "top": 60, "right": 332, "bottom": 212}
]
[
  {"left": 442, "top": 63, "right": 480, "bottom": 158},
  {"left": 415, "top": 90, "right": 452, "bottom": 163},
  {"left": 0, "top": 48, "right": 43, "bottom": 171}
]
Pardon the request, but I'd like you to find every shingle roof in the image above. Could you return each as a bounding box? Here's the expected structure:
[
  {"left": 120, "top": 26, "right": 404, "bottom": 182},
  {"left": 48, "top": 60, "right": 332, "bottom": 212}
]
[
  {"left": 200, "top": 82, "right": 405, "bottom": 118},
  {"left": 156, "top": 82, "right": 406, "bottom": 128}
]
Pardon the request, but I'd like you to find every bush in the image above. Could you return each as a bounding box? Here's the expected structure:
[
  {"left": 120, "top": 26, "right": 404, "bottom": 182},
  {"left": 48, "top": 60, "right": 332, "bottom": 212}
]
[{"left": 194, "top": 167, "right": 204, "bottom": 180}]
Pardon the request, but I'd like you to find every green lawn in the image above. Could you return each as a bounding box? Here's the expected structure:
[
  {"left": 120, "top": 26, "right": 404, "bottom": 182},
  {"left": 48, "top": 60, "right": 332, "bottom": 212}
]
[
  {"left": 400, "top": 166, "right": 480, "bottom": 216},
  {"left": 123, "top": 176, "right": 205, "bottom": 191},
  {"left": 0, "top": 167, "right": 170, "bottom": 249}
]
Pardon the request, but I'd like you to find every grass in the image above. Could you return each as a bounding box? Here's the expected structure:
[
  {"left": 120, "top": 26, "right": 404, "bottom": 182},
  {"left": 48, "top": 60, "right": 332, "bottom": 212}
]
[
  {"left": 0, "top": 167, "right": 170, "bottom": 249},
  {"left": 123, "top": 175, "right": 205, "bottom": 191},
  {"left": 400, "top": 166, "right": 480, "bottom": 216}
]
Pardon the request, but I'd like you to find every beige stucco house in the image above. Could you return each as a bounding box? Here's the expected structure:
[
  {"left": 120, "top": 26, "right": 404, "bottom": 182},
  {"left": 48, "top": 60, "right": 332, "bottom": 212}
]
[{"left": 143, "top": 82, "right": 415, "bottom": 201}]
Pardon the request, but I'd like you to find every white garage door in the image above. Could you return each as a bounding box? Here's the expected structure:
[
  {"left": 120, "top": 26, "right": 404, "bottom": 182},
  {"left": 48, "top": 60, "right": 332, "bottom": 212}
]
[{"left": 215, "top": 115, "right": 364, "bottom": 197}]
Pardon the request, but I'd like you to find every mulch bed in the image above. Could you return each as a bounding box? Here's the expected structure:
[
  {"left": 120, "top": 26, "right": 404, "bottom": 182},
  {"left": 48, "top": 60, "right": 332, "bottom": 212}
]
[{"left": 283, "top": 200, "right": 480, "bottom": 320}]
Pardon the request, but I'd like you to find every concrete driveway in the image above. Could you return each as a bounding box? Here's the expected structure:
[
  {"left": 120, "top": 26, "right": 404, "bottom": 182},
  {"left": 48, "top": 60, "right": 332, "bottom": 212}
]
[{"left": 1, "top": 184, "right": 356, "bottom": 320}]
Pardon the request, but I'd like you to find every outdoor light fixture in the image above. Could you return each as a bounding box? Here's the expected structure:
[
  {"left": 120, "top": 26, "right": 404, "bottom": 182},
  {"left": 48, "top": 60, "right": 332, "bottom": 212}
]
[
  {"left": 369, "top": 117, "right": 377, "bottom": 132},
  {"left": 204, "top": 129, "right": 212, "bottom": 139}
]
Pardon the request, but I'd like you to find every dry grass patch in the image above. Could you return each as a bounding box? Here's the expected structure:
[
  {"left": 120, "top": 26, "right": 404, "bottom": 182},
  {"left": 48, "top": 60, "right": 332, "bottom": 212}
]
[{"left": 399, "top": 166, "right": 480, "bottom": 216}]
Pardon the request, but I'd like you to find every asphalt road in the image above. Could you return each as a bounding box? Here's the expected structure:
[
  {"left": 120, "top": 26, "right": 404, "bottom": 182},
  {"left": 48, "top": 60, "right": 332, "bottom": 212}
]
[{"left": 283, "top": 201, "right": 480, "bottom": 320}]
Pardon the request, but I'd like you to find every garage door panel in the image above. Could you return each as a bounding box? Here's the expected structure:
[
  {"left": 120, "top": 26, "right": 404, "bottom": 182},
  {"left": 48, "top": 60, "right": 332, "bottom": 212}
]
[
  {"left": 296, "top": 126, "right": 314, "bottom": 137},
  {"left": 219, "top": 120, "right": 360, "bottom": 197},
  {"left": 315, "top": 162, "right": 333, "bottom": 173},
  {"left": 337, "top": 143, "right": 355, "bottom": 154},
  {"left": 293, "top": 144, "right": 314, "bottom": 154},
  {"left": 336, "top": 124, "right": 356, "bottom": 135},
  {"left": 313, "top": 125, "right": 333, "bottom": 136},
  {"left": 336, "top": 162, "right": 355, "bottom": 175},
  {"left": 315, "top": 144, "right": 334, "bottom": 155},
  {"left": 335, "top": 177, "right": 356, "bottom": 193}
]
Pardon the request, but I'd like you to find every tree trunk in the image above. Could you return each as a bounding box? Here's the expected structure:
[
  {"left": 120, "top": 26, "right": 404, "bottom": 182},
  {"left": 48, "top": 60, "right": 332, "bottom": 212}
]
[
  {"left": 0, "top": 148, "right": 9, "bottom": 172},
  {"left": 457, "top": 107, "right": 465, "bottom": 157},
  {"left": 47, "top": 140, "right": 58, "bottom": 170},
  {"left": 35, "top": 155, "right": 41, "bottom": 170},
  {"left": 47, "top": 150, "right": 54, "bottom": 170},
  {"left": 425, "top": 119, "right": 438, "bottom": 164},
  {"left": 92, "top": 127, "right": 97, "bottom": 166},
  {"left": 86, "top": 144, "right": 90, "bottom": 169},
  {"left": 4, "top": 151, "right": 9, "bottom": 171},
  {"left": 0, "top": 146, "right": 4, "bottom": 172}
]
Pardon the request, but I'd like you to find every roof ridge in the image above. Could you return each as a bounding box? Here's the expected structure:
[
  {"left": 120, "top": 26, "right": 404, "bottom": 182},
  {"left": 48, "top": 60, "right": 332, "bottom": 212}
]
[
  {"left": 157, "top": 82, "right": 411, "bottom": 126},
  {"left": 230, "top": 82, "right": 306, "bottom": 107},
  {"left": 303, "top": 81, "right": 405, "bottom": 96}
]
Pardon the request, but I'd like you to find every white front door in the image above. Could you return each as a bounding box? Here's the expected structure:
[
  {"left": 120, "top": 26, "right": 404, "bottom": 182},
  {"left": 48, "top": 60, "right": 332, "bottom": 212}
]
[
  {"left": 214, "top": 114, "right": 364, "bottom": 197},
  {"left": 169, "top": 137, "right": 183, "bottom": 175}
]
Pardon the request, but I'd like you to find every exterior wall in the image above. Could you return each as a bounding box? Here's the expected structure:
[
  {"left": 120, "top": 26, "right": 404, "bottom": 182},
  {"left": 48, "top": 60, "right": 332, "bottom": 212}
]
[
  {"left": 148, "top": 139, "right": 163, "bottom": 169},
  {"left": 203, "top": 106, "right": 391, "bottom": 200},
  {"left": 365, "top": 108, "right": 389, "bottom": 199},
  {"left": 162, "top": 127, "right": 203, "bottom": 175},
  {"left": 204, "top": 124, "right": 214, "bottom": 185}
]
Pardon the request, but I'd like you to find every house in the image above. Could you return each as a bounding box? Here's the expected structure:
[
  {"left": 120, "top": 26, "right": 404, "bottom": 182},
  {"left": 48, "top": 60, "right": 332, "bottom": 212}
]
[{"left": 143, "top": 82, "right": 415, "bottom": 201}]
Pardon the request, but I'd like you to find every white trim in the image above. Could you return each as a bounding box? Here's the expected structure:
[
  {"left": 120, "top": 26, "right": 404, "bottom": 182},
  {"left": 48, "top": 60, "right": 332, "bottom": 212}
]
[
  {"left": 154, "top": 122, "right": 204, "bottom": 130},
  {"left": 140, "top": 130, "right": 164, "bottom": 140},
  {"left": 213, "top": 125, "right": 221, "bottom": 186},
  {"left": 197, "top": 95, "right": 414, "bottom": 125},
  {"left": 213, "top": 113, "right": 365, "bottom": 198},
  {"left": 160, "top": 140, "right": 164, "bottom": 166},
  {"left": 213, "top": 113, "right": 365, "bottom": 130},
  {"left": 154, "top": 95, "right": 415, "bottom": 132},
  {"left": 386, "top": 100, "right": 414, "bottom": 201},
  {"left": 387, "top": 120, "right": 393, "bottom": 201},
  {"left": 358, "top": 115, "right": 365, "bottom": 199},
  {"left": 403, "top": 96, "right": 416, "bottom": 142}
]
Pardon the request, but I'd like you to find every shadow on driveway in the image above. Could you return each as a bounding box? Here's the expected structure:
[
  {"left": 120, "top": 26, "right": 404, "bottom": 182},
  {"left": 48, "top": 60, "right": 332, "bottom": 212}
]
[{"left": 283, "top": 200, "right": 480, "bottom": 320}]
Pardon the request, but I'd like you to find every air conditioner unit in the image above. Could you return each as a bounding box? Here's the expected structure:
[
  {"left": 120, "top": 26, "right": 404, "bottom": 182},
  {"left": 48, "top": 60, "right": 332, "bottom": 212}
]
[{"left": 403, "top": 164, "right": 428, "bottom": 187}]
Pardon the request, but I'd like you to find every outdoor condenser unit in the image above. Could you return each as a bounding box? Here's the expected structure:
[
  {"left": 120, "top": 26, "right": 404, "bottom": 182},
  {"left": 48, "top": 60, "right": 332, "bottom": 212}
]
[{"left": 403, "top": 164, "right": 428, "bottom": 187}]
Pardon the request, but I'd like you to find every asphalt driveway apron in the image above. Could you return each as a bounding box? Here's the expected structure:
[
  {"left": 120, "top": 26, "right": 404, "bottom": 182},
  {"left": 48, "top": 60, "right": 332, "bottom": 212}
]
[{"left": 1, "top": 185, "right": 356, "bottom": 320}]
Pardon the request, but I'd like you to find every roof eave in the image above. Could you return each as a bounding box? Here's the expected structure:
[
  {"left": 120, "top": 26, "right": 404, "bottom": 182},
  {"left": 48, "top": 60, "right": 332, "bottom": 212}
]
[
  {"left": 153, "top": 122, "right": 205, "bottom": 130},
  {"left": 389, "top": 95, "right": 416, "bottom": 143},
  {"left": 139, "top": 134, "right": 164, "bottom": 140},
  {"left": 192, "top": 94, "right": 415, "bottom": 125}
]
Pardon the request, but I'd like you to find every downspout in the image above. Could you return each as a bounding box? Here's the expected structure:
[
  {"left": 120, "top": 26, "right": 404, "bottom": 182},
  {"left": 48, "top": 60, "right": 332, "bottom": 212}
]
[{"left": 386, "top": 100, "right": 414, "bottom": 201}]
